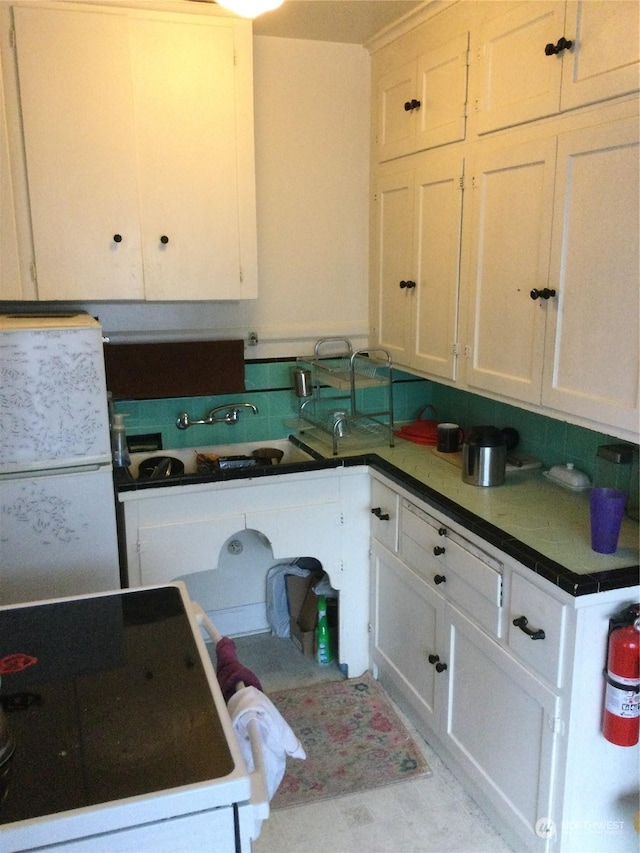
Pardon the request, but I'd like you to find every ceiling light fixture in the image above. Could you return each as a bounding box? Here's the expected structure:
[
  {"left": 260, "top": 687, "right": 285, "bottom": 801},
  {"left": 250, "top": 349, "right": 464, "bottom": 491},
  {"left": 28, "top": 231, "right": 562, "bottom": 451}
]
[{"left": 216, "top": 0, "right": 284, "bottom": 18}]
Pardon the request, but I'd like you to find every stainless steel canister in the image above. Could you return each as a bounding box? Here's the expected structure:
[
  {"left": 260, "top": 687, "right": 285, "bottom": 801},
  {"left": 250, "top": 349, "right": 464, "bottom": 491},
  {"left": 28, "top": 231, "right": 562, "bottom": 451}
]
[
  {"left": 462, "top": 426, "right": 506, "bottom": 487},
  {"left": 293, "top": 367, "right": 312, "bottom": 398}
]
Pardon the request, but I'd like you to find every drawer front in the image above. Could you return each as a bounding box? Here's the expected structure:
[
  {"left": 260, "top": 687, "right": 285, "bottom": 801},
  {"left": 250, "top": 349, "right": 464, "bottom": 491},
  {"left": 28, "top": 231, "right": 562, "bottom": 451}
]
[
  {"left": 508, "top": 572, "right": 567, "bottom": 688},
  {"left": 370, "top": 478, "right": 400, "bottom": 552},
  {"left": 401, "top": 501, "right": 503, "bottom": 637}
]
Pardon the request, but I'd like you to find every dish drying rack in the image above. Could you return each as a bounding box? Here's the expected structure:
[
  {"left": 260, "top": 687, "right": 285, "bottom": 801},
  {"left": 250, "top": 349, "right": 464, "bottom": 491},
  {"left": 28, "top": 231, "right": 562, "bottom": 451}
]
[{"left": 295, "top": 338, "right": 395, "bottom": 455}]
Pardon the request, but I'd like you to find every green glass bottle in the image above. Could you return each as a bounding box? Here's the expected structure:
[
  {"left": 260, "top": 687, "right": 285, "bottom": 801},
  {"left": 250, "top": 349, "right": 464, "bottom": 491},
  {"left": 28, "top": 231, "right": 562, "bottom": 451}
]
[{"left": 316, "top": 595, "right": 332, "bottom": 666}]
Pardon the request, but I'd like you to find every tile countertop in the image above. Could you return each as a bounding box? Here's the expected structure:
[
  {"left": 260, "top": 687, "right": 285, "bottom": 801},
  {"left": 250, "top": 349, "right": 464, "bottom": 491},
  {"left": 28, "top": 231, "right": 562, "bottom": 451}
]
[{"left": 292, "top": 433, "right": 639, "bottom": 597}]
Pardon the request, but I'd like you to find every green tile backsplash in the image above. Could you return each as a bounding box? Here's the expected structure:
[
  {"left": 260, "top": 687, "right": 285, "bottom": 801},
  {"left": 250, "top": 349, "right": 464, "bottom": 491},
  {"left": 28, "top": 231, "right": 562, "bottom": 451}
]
[{"left": 114, "top": 359, "right": 637, "bottom": 487}]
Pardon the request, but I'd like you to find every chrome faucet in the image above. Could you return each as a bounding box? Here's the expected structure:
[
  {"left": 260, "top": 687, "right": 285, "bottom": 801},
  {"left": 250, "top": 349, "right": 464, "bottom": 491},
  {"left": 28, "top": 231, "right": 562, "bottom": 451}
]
[{"left": 176, "top": 402, "right": 258, "bottom": 430}]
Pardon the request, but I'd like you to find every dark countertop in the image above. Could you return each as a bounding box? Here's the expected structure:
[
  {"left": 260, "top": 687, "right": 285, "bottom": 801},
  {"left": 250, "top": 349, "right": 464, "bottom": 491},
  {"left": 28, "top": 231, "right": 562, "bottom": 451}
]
[{"left": 115, "top": 436, "right": 639, "bottom": 598}]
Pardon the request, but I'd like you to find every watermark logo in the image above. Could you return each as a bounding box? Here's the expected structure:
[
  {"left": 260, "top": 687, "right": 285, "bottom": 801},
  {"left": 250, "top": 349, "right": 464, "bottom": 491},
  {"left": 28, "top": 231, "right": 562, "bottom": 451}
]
[{"left": 535, "top": 818, "right": 557, "bottom": 839}]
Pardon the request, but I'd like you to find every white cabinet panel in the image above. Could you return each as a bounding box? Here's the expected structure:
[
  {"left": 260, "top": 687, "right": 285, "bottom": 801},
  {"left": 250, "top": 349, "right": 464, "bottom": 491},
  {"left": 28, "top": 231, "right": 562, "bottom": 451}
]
[
  {"left": 246, "top": 503, "right": 342, "bottom": 575},
  {"left": 371, "top": 546, "right": 441, "bottom": 728},
  {"left": 508, "top": 572, "right": 568, "bottom": 688},
  {"left": 561, "top": 1, "right": 640, "bottom": 111},
  {"left": 138, "top": 513, "right": 245, "bottom": 586},
  {"left": 376, "top": 32, "right": 468, "bottom": 163},
  {"left": 372, "top": 150, "right": 464, "bottom": 382},
  {"left": 542, "top": 116, "right": 639, "bottom": 432},
  {"left": 446, "top": 604, "right": 560, "bottom": 852},
  {"left": 14, "top": 4, "right": 144, "bottom": 301},
  {"left": 12, "top": 2, "right": 256, "bottom": 301},
  {"left": 475, "top": 1, "right": 639, "bottom": 134},
  {"left": 464, "top": 135, "right": 556, "bottom": 403},
  {"left": 476, "top": 1, "right": 565, "bottom": 134}
]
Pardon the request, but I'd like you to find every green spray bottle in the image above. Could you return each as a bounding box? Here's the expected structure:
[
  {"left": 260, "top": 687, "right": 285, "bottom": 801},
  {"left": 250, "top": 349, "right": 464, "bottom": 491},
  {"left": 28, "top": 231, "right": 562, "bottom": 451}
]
[{"left": 316, "top": 595, "right": 332, "bottom": 666}]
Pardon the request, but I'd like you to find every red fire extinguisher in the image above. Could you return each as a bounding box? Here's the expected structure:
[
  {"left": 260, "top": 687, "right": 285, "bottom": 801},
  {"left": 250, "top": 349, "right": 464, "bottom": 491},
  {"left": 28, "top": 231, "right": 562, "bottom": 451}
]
[{"left": 602, "top": 604, "right": 640, "bottom": 747}]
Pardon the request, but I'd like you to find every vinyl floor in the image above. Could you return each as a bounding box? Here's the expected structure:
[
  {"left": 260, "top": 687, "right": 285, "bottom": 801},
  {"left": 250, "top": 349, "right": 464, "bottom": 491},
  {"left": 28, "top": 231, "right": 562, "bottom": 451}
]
[{"left": 216, "top": 633, "right": 515, "bottom": 853}]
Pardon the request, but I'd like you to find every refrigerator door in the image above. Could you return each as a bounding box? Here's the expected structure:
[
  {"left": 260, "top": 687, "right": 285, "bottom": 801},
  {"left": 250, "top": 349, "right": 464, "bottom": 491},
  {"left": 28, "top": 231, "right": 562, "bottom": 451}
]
[
  {"left": 0, "top": 314, "right": 112, "bottom": 474},
  {"left": 0, "top": 465, "right": 120, "bottom": 605}
]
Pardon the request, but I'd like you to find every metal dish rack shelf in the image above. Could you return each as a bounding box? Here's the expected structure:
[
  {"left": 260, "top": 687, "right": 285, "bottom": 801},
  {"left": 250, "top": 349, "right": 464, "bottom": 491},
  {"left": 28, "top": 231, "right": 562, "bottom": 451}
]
[{"left": 295, "top": 338, "right": 395, "bottom": 455}]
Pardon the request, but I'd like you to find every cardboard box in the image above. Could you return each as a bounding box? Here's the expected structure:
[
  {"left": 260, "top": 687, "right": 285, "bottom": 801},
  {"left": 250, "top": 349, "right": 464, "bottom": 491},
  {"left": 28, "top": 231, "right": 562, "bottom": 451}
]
[
  {"left": 285, "top": 572, "right": 339, "bottom": 658},
  {"left": 285, "top": 573, "right": 321, "bottom": 656}
]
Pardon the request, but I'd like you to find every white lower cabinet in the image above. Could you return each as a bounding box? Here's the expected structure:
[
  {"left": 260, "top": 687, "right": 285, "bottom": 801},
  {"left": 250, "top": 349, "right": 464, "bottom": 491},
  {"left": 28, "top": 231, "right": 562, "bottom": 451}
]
[
  {"left": 445, "top": 603, "right": 560, "bottom": 852},
  {"left": 120, "top": 467, "right": 372, "bottom": 677},
  {"left": 370, "top": 474, "right": 639, "bottom": 853}
]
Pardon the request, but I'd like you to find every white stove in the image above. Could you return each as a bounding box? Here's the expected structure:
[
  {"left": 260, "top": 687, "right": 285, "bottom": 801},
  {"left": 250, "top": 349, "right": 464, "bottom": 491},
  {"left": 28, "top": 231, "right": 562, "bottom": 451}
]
[{"left": 0, "top": 583, "right": 266, "bottom": 852}]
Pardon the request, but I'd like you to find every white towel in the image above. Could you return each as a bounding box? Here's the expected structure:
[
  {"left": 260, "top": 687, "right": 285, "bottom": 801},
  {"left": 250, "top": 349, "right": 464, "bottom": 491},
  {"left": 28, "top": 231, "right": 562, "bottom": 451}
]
[{"left": 228, "top": 686, "right": 306, "bottom": 800}]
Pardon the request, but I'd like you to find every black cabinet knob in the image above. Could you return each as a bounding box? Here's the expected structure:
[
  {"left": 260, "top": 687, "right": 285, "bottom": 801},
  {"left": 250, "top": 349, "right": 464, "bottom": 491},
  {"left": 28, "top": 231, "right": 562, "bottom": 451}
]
[
  {"left": 403, "top": 98, "right": 421, "bottom": 112},
  {"left": 530, "top": 288, "right": 556, "bottom": 301},
  {"left": 435, "top": 661, "right": 448, "bottom": 673},
  {"left": 160, "top": 235, "right": 169, "bottom": 245},
  {"left": 399, "top": 280, "right": 416, "bottom": 289},
  {"left": 434, "top": 574, "right": 446, "bottom": 585},
  {"left": 433, "top": 546, "right": 446, "bottom": 556},
  {"left": 113, "top": 234, "right": 123, "bottom": 243},
  {"left": 545, "top": 36, "right": 573, "bottom": 55},
  {"left": 428, "top": 653, "right": 440, "bottom": 664},
  {"left": 438, "top": 527, "right": 447, "bottom": 536}
]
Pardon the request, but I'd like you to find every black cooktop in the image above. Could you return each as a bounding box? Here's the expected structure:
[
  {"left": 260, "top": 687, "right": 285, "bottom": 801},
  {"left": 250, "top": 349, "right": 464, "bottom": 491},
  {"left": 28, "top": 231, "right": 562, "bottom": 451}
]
[{"left": 0, "top": 586, "right": 234, "bottom": 826}]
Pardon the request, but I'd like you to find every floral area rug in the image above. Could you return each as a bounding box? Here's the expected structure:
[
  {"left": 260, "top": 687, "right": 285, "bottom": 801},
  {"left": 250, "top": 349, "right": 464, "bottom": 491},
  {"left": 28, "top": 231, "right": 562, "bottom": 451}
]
[{"left": 270, "top": 672, "right": 431, "bottom": 809}]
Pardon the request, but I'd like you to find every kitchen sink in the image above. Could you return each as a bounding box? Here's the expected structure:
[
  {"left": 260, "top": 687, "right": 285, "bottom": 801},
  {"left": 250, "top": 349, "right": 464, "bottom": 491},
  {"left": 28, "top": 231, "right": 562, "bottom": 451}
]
[{"left": 128, "top": 438, "right": 315, "bottom": 479}]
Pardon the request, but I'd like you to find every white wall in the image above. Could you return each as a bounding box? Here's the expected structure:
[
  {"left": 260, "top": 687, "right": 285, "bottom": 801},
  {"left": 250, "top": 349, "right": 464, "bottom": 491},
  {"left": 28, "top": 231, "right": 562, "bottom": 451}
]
[{"left": 1, "top": 33, "right": 371, "bottom": 357}]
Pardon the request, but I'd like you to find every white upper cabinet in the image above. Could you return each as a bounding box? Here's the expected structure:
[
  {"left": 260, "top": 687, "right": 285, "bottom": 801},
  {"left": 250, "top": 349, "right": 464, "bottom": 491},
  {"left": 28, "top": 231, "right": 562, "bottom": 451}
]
[
  {"left": 372, "top": 149, "right": 464, "bottom": 382},
  {"left": 375, "top": 31, "right": 469, "bottom": 162},
  {"left": 475, "top": 0, "right": 639, "bottom": 134},
  {"left": 463, "top": 111, "right": 639, "bottom": 440},
  {"left": 541, "top": 116, "right": 639, "bottom": 433},
  {"left": 11, "top": 2, "right": 257, "bottom": 301},
  {"left": 463, "top": 134, "right": 557, "bottom": 404}
]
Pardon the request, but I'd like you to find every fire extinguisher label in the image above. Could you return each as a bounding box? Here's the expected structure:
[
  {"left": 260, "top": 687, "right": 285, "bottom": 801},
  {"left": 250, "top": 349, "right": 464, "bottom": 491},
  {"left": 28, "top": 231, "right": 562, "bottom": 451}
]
[{"left": 605, "top": 681, "right": 640, "bottom": 718}]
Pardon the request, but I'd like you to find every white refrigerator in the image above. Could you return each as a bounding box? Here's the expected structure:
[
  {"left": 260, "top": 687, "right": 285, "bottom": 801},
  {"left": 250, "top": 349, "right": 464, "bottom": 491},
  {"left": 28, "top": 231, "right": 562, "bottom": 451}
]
[{"left": 0, "top": 313, "right": 120, "bottom": 605}]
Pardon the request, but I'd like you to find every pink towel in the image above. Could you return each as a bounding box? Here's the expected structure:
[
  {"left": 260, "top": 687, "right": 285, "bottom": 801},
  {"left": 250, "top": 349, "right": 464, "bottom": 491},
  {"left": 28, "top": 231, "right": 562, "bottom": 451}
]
[{"left": 216, "top": 636, "right": 263, "bottom": 703}]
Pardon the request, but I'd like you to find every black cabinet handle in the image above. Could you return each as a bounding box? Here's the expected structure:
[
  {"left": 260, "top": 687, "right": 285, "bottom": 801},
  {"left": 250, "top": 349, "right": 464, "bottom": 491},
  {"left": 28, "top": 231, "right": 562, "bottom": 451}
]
[
  {"left": 371, "top": 507, "right": 390, "bottom": 521},
  {"left": 434, "top": 574, "right": 446, "bottom": 585},
  {"left": 530, "top": 288, "right": 556, "bottom": 300},
  {"left": 160, "top": 235, "right": 169, "bottom": 245},
  {"left": 428, "top": 653, "right": 439, "bottom": 664},
  {"left": 113, "top": 234, "right": 123, "bottom": 243},
  {"left": 545, "top": 36, "right": 572, "bottom": 56},
  {"left": 513, "top": 615, "right": 546, "bottom": 640},
  {"left": 403, "top": 98, "right": 421, "bottom": 111},
  {"left": 399, "top": 280, "right": 416, "bottom": 289},
  {"left": 433, "top": 546, "right": 446, "bottom": 556},
  {"left": 438, "top": 527, "right": 447, "bottom": 536},
  {"left": 435, "top": 661, "right": 448, "bottom": 673}
]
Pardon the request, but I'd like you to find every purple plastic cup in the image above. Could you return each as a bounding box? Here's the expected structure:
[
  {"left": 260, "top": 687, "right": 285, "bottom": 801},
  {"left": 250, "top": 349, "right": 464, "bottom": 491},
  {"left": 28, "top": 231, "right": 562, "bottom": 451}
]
[{"left": 589, "top": 487, "right": 627, "bottom": 554}]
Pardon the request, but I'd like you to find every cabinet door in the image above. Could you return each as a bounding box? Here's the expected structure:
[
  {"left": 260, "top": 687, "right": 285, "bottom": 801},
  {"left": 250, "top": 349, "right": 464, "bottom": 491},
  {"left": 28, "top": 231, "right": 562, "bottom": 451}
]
[
  {"left": 411, "top": 150, "right": 464, "bottom": 381},
  {"left": 444, "top": 604, "right": 560, "bottom": 852},
  {"left": 542, "top": 116, "right": 639, "bottom": 433},
  {"left": 475, "top": 1, "right": 565, "bottom": 134},
  {"left": 137, "top": 513, "right": 245, "bottom": 586},
  {"left": 131, "top": 12, "right": 254, "bottom": 300},
  {"left": 245, "top": 503, "right": 342, "bottom": 576},
  {"left": 371, "top": 546, "right": 443, "bottom": 729},
  {"left": 464, "top": 135, "right": 556, "bottom": 403},
  {"left": 371, "top": 166, "right": 414, "bottom": 362},
  {"left": 13, "top": 4, "right": 145, "bottom": 300},
  {"left": 561, "top": 1, "right": 640, "bottom": 111},
  {"left": 376, "top": 59, "right": 418, "bottom": 163},
  {"left": 414, "top": 32, "right": 469, "bottom": 153},
  {"left": 376, "top": 32, "right": 469, "bottom": 163}
]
